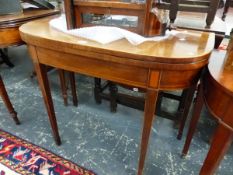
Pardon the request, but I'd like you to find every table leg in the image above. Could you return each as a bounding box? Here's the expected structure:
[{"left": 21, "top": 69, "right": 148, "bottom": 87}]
[
  {"left": 200, "top": 124, "right": 233, "bottom": 175},
  {"left": 138, "top": 89, "right": 158, "bottom": 175},
  {"left": 177, "top": 85, "right": 197, "bottom": 140},
  {"left": 58, "top": 69, "right": 68, "bottom": 106},
  {"left": 69, "top": 71, "right": 78, "bottom": 106},
  {"left": 34, "top": 62, "right": 61, "bottom": 145},
  {"left": 0, "top": 75, "right": 20, "bottom": 124},
  {"left": 182, "top": 84, "right": 204, "bottom": 156}
]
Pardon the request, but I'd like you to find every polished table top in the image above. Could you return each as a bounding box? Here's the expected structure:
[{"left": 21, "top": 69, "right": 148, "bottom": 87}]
[
  {"left": 19, "top": 17, "right": 215, "bottom": 175},
  {"left": 20, "top": 18, "right": 214, "bottom": 64}
]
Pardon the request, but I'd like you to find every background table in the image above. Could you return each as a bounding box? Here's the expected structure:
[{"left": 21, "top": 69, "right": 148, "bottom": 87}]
[
  {"left": 182, "top": 48, "right": 233, "bottom": 174},
  {"left": 0, "top": 9, "right": 59, "bottom": 67}
]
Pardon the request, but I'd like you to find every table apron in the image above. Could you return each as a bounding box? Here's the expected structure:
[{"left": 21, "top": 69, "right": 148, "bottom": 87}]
[
  {"left": 29, "top": 45, "right": 204, "bottom": 91},
  {"left": 204, "top": 73, "right": 233, "bottom": 131},
  {"left": 34, "top": 46, "right": 153, "bottom": 89}
]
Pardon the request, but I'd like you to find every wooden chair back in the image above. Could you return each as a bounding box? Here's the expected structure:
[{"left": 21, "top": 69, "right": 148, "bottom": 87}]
[{"left": 64, "top": 0, "right": 165, "bottom": 36}]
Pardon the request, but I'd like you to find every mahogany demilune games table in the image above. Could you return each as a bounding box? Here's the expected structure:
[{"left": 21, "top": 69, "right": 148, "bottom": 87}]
[{"left": 19, "top": 18, "right": 215, "bottom": 175}]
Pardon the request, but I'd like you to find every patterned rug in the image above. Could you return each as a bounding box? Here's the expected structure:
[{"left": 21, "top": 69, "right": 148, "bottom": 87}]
[{"left": 0, "top": 130, "right": 96, "bottom": 175}]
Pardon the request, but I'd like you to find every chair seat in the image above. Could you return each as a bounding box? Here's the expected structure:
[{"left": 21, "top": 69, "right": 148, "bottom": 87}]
[
  {"left": 157, "top": 3, "right": 210, "bottom": 12},
  {"left": 155, "top": 0, "right": 222, "bottom": 27},
  {"left": 159, "top": 0, "right": 211, "bottom": 6},
  {"left": 157, "top": 0, "right": 223, "bottom": 8}
]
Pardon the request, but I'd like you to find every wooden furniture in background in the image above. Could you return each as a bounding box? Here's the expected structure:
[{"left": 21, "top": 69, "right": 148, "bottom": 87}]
[
  {"left": 65, "top": 0, "right": 165, "bottom": 36},
  {"left": 0, "top": 75, "right": 20, "bottom": 124},
  {"left": 0, "top": 9, "right": 60, "bottom": 67},
  {"left": 182, "top": 41, "right": 233, "bottom": 174},
  {"left": 94, "top": 78, "right": 195, "bottom": 139},
  {"left": 58, "top": 69, "right": 78, "bottom": 106},
  {"left": 20, "top": 18, "right": 214, "bottom": 175},
  {"left": 155, "top": 0, "right": 226, "bottom": 48},
  {"left": 222, "top": 0, "right": 233, "bottom": 20},
  {"left": 0, "top": 8, "right": 76, "bottom": 106},
  {"left": 174, "top": 12, "right": 226, "bottom": 49},
  {"left": 155, "top": 0, "right": 222, "bottom": 28}
]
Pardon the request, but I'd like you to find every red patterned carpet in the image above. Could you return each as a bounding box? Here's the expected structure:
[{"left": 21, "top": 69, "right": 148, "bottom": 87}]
[{"left": 0, "top": 130, "right": 96, "bottom": 175}]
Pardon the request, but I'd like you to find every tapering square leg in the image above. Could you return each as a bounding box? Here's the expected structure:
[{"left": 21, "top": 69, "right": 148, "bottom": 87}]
[
  {"left": 34, "top": 62, "right": 61, "bottom": 145},
  {"left": 182, "top": 84, "right": 204, "bottom": 156},
  {"left": 177, "top": 85, "right": 197, "bottom": 140},
  {"left": 138, "top": 89, "right": 158, "bottom": 175}
]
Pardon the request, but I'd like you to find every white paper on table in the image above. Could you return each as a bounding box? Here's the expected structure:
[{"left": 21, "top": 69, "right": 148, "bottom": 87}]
[
  {"left": 49, "top": 15, "right": 179, "bottom": 45},
  {"left": 21, "top": 2, "right": 39, "bottom": 9},
  {"left": 68, "top": 27, "right": 125, "bottom": 44}
]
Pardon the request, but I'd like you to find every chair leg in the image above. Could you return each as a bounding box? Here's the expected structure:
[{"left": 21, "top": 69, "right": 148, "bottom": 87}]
[
  {"left": 222, "top": 0, "right": 230, "bottom": 21},
  {"left": 169, "top": 0, "right": 180, "bottom": 23},
  {"left": 58, "top": 69, "right": 68, "bottom": 106},
  {"left": 0, "top": 49, "right": 14, "bottom": 68},
  {"left": 109, "top": 82, "right": 118, "bottom": 113},
  {"left": 177, "top": 85, "right": 197, "bottom": 140},
  {"left": 0, "top": 75, "right": 20, "bottom": 124},
  {"left": 172, "top": 89, "right": 189, "bottom": 129},
  {"left": 155, "top": 91, "right": 163, "bottom": 115},
  {"left": 206, "top": 0, "right": 220, "bottom": 28},
  {"left": 94, "top": 78, "right": 102, "bottom": 104},
  {"left": 182, "top": 83, "right": 204, "bottom": 156},
  {"left": 69, "top": 72, "right": 78, "bottom": 106}
]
